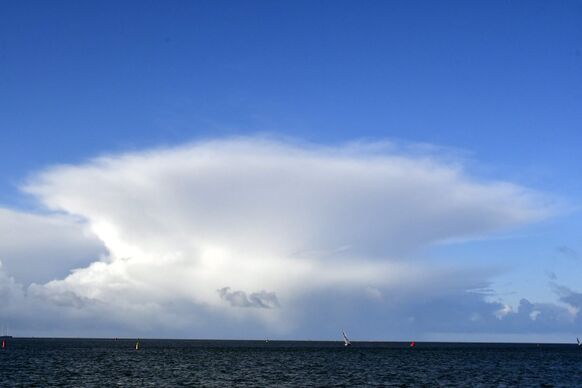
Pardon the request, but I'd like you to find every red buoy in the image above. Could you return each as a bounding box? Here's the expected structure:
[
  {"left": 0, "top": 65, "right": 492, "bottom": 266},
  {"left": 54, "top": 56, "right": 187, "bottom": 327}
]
[
  {"left": 1, "top": 339, "right": 5, "bottom": 349},
  {"left": 410, "top": 341, "right": 415, "bottom": 347}
]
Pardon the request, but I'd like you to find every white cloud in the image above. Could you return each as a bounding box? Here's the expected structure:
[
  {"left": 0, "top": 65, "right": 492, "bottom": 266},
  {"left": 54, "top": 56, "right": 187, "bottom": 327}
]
[
  {"left": 365, "top": 286, "right": 383, "bottom": 300},
  {"left": 494, "top": 303, "right": 512, "bottom": 319},
  {"left": 0, "top": 138, "right": 559, "bottom": 337}
]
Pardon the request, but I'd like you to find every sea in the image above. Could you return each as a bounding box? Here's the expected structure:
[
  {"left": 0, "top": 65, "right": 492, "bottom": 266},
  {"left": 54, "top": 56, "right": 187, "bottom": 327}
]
[{"left": 1, "top": 339, "right": 581, "bottom": 387}]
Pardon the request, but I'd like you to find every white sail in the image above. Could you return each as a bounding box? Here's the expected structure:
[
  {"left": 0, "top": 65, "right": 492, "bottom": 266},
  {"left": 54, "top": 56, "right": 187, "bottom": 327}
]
[
  {"left": 577, "top": 337, "right": 581, "bottom": 346},
  {"left": 342, "top": 330, "right": 352, "bottom": 346}
]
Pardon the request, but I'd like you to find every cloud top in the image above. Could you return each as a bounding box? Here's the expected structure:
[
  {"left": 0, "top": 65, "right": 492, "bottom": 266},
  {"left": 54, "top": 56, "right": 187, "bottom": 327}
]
[{"left": 26, "top": 138, "right": 549, "bottom": 257}]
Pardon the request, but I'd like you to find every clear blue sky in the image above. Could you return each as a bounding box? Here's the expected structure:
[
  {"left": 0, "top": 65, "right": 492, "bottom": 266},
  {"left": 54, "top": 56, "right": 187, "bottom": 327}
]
[
  {"left": 2, "top": 1, "right": 581, "bottom": 191},
  {"left": 0, "top": 1, "right": 581, "bottom": 340}
]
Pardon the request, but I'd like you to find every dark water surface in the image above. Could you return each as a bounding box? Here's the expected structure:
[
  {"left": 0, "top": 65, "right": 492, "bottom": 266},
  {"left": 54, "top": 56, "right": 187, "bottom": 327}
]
[{"left": 1, "top": 339, "right": 581, "bottom": 386}]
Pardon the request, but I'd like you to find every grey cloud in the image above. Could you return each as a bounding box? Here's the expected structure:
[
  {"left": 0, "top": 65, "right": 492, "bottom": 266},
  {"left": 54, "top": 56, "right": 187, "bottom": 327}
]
[
  {"left": 1, "top": 258, "right": 580, "bottom": 340},
  {"left": 0, "top": 208, "right": 105, "bottom": 285},
  {"left": 218, "top": 287, "right": 280, "bottom": 309},
  {"left": 29, "top": 284, "right": 99, "bottom": 309},
  {"left": 504, "top": 299, "right": 576, "bottom": 330},
  {"left": 552, "top": 283, "right": 582, "bottom": 310},
  {"left": 545, "top": 271, "right": 557, "bottom": 280},
  {"left": 298, "top": 286, "right": 580, "bottom": 340},
  {"left": 556, "top": 246, "right": 578, "bottom": 260}
]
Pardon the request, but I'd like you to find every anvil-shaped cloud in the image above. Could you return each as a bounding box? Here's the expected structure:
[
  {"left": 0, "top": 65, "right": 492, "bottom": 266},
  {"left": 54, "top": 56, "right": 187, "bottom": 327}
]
[{"left": 0, "top": 138, "right": 566, "bottom": 338}]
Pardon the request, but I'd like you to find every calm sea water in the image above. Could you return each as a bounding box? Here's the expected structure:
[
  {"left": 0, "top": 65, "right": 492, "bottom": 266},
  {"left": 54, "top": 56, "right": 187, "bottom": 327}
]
[{"left": 1, "top": 339, "right": 581, "bottom": 386}]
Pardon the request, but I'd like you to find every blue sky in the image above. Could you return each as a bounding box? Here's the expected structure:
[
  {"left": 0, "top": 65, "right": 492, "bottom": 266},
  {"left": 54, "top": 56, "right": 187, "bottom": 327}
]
[{"left": 1, "top": 1, "right": 581, "bottom": 341}]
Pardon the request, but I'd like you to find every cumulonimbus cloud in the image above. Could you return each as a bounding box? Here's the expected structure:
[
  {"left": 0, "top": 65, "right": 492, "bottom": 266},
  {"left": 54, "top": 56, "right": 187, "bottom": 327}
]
[{"left": 0, "top": 138, "right": 562, "bottom": 337}]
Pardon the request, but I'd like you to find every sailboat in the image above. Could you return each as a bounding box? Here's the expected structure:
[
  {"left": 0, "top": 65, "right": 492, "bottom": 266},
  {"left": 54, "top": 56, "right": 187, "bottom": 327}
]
[
  {"left": 577, "top": 337, "right": 581, "bottom": 346},
  {"left": 135, "top": 339, "right": 140, "bottom": 350},
  {"left": 342, "top": 330, "right": 352, "bottom": 347}
]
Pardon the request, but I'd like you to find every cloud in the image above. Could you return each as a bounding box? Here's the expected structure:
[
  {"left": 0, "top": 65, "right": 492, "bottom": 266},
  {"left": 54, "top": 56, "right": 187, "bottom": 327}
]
[
  {"left": 545, "top": 270, "right": 557, "bottom": 280},
  {"left": 556, "top": 246, "right": 579, "bottom": 260},
  {"left": 0, "top": 208, "right": 105, "bottom": 285},
  {"left": 552, "top": 283, "right": 582, "bottom": 312},
  {"left": 218, "top": 287, "right": 280, "bottom": 309},
  {"left": 25, "top": 138, "right": 550, "bottom": 258},
  {"left": 365, "top": 286, "right": 383, "bottom": 300},
  {"left": 0, "top": 138, "right": 562, "bottom": 338}
]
